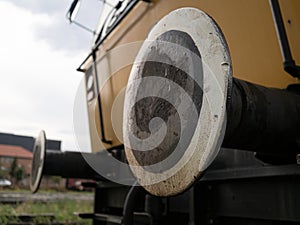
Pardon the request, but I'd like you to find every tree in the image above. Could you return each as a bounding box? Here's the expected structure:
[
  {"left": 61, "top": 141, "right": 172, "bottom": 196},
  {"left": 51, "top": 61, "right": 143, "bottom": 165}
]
[
  {"left": 9, "top": 158, "right": 17, "bottom": 178},
  {"left": 15, "top": 166, "right": 26, "bottom": 183},
  {"left": 9, "top": 159, "right": 26, "bottom": 187}
]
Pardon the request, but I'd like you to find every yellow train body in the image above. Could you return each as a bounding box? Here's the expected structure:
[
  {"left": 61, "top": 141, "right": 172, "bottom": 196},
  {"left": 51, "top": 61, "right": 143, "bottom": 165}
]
[{"left": 81, "top": 0, "right": 300, "bottom": 152}]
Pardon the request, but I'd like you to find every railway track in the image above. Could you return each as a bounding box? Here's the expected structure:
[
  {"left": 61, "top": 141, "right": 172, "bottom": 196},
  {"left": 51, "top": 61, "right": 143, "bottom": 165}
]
[
  {"left": 1, "top": 213, "right": 89, "bottom": 225},
  {"left": 0, "top": 192, "right": 93, "bottom": 224},
  {"left": 0, "top": 192, "right": 93, "bottom": 204}
]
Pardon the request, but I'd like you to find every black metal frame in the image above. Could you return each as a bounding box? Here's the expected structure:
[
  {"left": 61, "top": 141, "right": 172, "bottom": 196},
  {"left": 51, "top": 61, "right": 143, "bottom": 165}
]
[
  {"left": 85, "top": 148, "right": 300, "bottom": 225},
  {"left": 92, "top": 51, "right": 112, "bottom": 144},
  {"left": 270, "top": 0, "right": 300, "bottom": 78}
]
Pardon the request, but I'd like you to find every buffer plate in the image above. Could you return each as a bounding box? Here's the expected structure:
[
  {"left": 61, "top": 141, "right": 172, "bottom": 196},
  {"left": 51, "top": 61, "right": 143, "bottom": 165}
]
[
  {"left": 123, "top": 7, "right": 232, "bottom": 196},
  {"left": 30, "top": 130, "right": 46, "bottom": 193}
]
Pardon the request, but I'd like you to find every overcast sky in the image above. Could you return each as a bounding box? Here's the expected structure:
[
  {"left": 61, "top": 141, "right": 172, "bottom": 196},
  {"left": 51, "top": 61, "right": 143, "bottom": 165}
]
[{"left": 0, "top": 0, "right": 102, "bottom": 151}]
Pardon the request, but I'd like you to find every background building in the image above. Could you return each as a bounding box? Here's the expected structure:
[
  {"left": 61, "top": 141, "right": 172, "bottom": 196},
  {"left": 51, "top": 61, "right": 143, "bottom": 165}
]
[
  {"left": 0, "top": 132, "right": 61, "bottom": 152},
  {"left": 0, "top": 132, "right": 64, "bottom": 189},
  {"left": 0, "top": 144, "right": 32, "bottom": 187}
]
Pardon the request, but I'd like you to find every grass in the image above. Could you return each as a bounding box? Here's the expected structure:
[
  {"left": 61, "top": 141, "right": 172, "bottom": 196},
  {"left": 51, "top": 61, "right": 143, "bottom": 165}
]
[{"left": 0, "top": 191, "right": 93, "bottom": 225}]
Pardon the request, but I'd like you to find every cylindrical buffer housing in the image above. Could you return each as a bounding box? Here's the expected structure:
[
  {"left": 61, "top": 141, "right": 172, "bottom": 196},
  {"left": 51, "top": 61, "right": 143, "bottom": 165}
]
[
  {"left": 30, "top": 131, "right": 106, "bottom": 193},
  {"left": 43, "top": 150, "right": 104, "bottom": 180},
  {"left": 224, "top": 78, "right": 300, "bottom": 158}
]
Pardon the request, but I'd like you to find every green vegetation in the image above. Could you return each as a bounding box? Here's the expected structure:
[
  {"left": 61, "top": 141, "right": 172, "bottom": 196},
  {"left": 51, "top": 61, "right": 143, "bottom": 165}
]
[
  {"left": 0, "top": 204, "right": 19, "bottom": 225},
  {"left": 0, "top": 192, "right": 93, "bottom": 225},
  {"left": 9, "top": 158, "right": 26, "bottom": 186}
]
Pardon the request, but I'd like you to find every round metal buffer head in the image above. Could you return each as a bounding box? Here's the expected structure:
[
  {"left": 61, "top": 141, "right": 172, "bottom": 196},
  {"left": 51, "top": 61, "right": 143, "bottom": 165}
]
[
  {"left": 30, "top": 130, "right": 46, "bottom": 193},
  {"left": 123, "top": 7, "right": 232, "bottom": 196}
]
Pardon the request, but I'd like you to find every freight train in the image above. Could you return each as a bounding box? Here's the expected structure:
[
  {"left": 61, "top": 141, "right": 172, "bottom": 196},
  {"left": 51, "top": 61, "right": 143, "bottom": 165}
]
[{"left": 31, "top": 0, "right": 300, "bottom": 224}]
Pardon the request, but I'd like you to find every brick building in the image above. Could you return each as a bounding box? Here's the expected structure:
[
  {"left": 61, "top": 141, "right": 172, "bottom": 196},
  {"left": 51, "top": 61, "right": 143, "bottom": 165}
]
[{"left": 0, "top": 144, "right": 33, "bottom": 187}]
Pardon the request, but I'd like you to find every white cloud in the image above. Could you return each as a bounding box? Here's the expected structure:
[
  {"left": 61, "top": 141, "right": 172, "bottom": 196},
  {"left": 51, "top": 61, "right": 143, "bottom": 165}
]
[
  {"left": 4, "top": 0, "right": 103, "bottom": 53},
  {"left": 4, "top": 0, "right": 67, "bottom": 14},
  {"left": 0, "top": 1, "right": 91, "bottom": 151}
]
